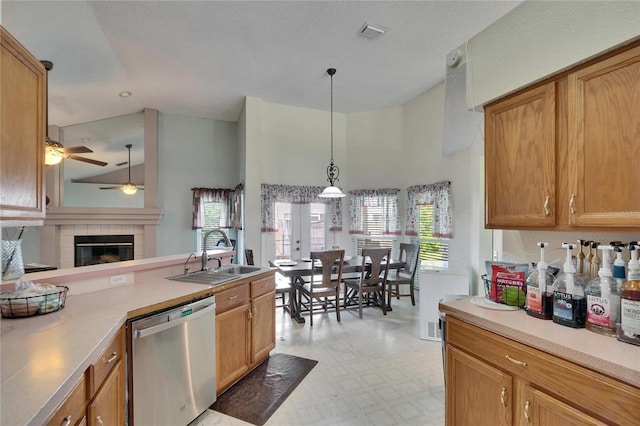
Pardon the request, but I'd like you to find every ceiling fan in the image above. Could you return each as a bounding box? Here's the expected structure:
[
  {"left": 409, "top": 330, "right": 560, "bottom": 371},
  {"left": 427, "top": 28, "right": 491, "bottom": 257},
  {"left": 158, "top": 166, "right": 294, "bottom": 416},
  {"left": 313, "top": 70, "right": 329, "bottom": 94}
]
[
  {"left": 41, "top": 60, "right": 108, "bottom": 167},
  {"left": 100, "top": 144, "right": 143, "bottom": 195}
]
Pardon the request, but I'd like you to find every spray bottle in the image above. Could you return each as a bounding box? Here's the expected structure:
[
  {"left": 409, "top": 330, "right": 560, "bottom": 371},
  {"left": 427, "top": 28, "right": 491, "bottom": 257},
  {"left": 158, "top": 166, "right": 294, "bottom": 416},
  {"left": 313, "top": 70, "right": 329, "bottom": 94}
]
[
  {"left": 617, "top": 243, "right": 640, "bottom": 346},
  {"left": 585, "top": 245, "right": 619, "bottom": 336},
  {"left": 526, "top": 242, "right": 554, "bottom": 320},
  {"left": 552, "top": 243, "right": 587, "bottom": 328}
]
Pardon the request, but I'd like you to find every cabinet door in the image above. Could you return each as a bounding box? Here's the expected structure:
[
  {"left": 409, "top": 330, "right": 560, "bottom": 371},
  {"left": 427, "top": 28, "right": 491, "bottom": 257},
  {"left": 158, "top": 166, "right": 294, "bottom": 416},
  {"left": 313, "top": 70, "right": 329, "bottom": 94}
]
[
  {"left": 446, "top": 345, "right": 512, "bottom": 426},
  {"left": 250, "top": 291, "right": 275, "bottom": 366},
  {"left": 519, "top": 384, "right": 606, "bottom": 426},
  {"left": 568, "top": 45, "right": 640, "bottom": 227},
  {"left": 87, "top": 359, "right": 125, "bottom": 426},
  {"left": 485, "top": 82, "right": 556, "bottom": 228},
  {"left": 216, "top": 302, "right": 250, "bottom": 394},
  {"left": 0, "top": 27, "right": 46, "bottom": 224}
]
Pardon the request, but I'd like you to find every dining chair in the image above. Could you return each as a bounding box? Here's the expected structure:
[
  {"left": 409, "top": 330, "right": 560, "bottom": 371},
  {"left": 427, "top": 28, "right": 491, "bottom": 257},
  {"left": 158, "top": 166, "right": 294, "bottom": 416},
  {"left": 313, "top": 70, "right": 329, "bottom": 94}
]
[
  {"left": 386, "top": 243, "right": 420, "bottom": 307},
  {"left": 246, "top": 248, "right": 288, "bottom": 308},
  {"left": 297, "top": 249, "right": 344, "bottom": 326},
  {"left": 343, "top": 247, "right": 391, "bottom": 319}
]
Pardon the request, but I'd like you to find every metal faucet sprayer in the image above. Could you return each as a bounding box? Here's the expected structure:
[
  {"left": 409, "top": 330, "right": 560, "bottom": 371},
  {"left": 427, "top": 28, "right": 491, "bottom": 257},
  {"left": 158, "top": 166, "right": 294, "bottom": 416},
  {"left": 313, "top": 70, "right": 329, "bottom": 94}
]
[{"left": 201, "top": 229, "right": 233, "bottom": 271}]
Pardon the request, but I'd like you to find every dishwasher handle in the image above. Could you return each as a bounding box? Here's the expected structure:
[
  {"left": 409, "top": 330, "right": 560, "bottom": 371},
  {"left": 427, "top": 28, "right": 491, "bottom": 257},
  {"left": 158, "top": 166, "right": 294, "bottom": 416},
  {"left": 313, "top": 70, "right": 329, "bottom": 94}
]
[{"left": 135, "top": 302, "right": 216, "bottom": 339}]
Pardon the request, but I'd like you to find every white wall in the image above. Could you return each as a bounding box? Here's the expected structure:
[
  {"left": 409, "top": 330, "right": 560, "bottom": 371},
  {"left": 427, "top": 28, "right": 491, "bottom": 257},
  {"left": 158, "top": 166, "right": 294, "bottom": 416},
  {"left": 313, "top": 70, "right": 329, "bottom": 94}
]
[
  {"left": 157, "top": 113, "right": 238, "bottom": 256},
  {"left": 467, "top": 0, "right": 640, "bottom": 107}
]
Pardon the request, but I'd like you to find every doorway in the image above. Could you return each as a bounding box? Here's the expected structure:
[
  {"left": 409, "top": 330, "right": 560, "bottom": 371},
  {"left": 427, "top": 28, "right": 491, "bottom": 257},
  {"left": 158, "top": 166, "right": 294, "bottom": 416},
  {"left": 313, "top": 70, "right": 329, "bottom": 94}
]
[{"left": 274, "top": 202, "right": 326, "bottom": 259}]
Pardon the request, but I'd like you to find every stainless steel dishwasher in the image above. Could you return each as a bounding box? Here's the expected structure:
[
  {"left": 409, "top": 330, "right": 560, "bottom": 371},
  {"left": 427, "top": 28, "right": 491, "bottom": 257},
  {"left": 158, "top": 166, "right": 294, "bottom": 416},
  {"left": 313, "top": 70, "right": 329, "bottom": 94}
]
[{"left": 131, "top": 296, "right": 216, "bottom": 426}]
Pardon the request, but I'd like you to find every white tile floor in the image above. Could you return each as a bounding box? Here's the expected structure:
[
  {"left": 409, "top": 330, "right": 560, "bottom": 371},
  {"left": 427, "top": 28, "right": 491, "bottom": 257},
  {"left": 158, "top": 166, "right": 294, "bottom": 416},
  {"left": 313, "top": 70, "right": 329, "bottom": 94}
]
[{"left": 191, "top": 292, "right": 445, "bottom": 426}]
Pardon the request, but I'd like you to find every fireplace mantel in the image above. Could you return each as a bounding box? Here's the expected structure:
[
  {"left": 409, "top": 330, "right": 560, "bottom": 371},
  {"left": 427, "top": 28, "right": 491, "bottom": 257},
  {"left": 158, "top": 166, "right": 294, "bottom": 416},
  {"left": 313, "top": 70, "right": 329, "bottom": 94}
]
[{"left": 44, "top": 207, "right": 163, "bottom": 225}]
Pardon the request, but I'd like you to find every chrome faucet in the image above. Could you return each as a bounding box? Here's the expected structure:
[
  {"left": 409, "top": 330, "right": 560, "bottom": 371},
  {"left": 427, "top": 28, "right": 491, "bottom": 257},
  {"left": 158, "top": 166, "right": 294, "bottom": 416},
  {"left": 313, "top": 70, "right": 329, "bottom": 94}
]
[{"left": 201, "top": 228, "right": 233, "bottom": 271}]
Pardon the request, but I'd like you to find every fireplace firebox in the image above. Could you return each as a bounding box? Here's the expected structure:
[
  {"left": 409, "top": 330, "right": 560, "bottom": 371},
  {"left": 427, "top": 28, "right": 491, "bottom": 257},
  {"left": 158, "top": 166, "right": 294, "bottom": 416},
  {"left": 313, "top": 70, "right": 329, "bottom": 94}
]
[{"left": 74, "top": 235, "right": 134, "bottom": 267}]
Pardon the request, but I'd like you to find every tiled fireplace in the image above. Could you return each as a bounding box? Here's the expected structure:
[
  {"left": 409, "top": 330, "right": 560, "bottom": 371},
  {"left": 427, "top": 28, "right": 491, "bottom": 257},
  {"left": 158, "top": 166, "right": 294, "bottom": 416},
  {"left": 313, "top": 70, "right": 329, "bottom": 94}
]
[{"left": 42, "top": 207, "right": 163, "bottom": 269}]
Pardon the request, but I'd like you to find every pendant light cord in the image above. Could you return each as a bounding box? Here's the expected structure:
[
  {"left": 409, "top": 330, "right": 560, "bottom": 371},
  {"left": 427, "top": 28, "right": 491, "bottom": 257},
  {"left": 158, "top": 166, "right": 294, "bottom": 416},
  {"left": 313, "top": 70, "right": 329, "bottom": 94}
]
[{"left": 330, "top": 70, "right": 334, "bottom": 164}]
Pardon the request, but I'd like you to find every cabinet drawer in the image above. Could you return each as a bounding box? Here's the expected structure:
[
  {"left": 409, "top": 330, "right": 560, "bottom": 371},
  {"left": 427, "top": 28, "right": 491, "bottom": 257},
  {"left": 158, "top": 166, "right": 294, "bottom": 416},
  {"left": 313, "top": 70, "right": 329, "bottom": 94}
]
[
  {"left": 447, "top": 316, "right": 640, "bottom": 425},
  {"left": 88, "top": 327, "right": 124, "bottom": 398},
  {"left": 216, "top": 283, "right": 249, "bottom": 314},
  {"left": 47, "top": 375, "right": 87, "bottom": 426},
  {"left": 251, "top": 275, "right": 275, "bottom": 298}
]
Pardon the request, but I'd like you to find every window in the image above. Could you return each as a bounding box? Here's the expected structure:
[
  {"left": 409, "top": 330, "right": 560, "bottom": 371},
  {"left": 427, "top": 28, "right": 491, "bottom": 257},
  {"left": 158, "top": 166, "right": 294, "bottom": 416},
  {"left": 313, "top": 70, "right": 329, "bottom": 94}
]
[
  {"left": 348, "top": 189, "right": 401, "bottom": 257},
  {"left": 199, "top": 201, "right": 223, "bottom": 251},
  {"left": 417, "top": 204, "right": 449, "bottom": 268}
]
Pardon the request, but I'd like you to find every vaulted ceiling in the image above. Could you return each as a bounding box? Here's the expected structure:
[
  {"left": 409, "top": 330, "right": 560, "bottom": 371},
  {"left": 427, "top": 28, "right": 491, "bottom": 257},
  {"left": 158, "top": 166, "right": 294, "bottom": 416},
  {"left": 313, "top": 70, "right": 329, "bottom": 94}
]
[{"left": 2, "top": 0, "right": 522, "bottom": 128}]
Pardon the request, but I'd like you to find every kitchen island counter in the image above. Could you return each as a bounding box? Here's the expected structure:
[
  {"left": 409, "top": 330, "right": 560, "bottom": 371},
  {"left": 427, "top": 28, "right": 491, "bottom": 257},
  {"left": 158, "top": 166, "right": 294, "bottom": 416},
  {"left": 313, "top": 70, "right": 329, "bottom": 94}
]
[
  {"left": 0, "top": 252, "right": 274, "bottom": 426},
  {"left": 439, "top": 296, "right": 640, "bottom": 388}
]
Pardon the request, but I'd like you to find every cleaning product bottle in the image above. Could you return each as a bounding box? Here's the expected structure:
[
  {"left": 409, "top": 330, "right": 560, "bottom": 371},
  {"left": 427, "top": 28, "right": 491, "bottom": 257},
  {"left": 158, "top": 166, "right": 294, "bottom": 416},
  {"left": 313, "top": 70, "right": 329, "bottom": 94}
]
[
  {"left": 613, "top": 245, "right": 626, "bottom": 291},
  {"left": 552, "top": 243, "right": 587, "bottom": 328},
  {"left": 526, "top": 242, "right": 554, "bottom": 319},
  {"left": 617, "top": 243, "right": 640, "bottom": 346},
  {"left": 585, "top": 245, "right": 619, "bottom": 336}
]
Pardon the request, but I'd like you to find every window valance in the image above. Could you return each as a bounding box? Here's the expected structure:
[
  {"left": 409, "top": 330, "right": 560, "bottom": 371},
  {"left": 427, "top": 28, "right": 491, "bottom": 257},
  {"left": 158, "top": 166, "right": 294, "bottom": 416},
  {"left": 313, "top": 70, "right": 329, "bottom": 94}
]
[
  {"left": 261, "top": 183, "right": 342, "bottom": 232},
  {"left": 192, "top": 184, "right": 243, "bottom": 230},
  {"left": 348, "top": 188, "right": 401, "bottom": 235},
  {"left": 405, "top": 181, "right": 452, "bottom": 237}
]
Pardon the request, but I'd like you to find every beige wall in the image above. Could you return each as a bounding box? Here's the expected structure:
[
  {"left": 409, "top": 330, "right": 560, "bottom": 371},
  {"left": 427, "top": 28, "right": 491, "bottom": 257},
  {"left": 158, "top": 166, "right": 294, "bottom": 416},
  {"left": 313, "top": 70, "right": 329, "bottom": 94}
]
[{"left": 466, "top": 0, "right": 640, "bottom": 108}]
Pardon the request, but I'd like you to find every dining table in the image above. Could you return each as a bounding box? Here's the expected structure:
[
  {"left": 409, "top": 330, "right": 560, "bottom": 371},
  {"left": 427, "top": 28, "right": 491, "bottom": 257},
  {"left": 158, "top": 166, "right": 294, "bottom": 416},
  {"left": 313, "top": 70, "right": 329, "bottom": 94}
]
[{"left": 269, "top": 255, "right": 406, "bottom": 324}]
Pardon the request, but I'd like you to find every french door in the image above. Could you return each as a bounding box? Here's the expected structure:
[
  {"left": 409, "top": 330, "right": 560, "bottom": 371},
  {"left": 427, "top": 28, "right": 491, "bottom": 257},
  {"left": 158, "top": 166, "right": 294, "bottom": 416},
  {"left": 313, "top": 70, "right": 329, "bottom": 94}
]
[{"left": 274, "top": 202, "right": 326, "bottom": 259}]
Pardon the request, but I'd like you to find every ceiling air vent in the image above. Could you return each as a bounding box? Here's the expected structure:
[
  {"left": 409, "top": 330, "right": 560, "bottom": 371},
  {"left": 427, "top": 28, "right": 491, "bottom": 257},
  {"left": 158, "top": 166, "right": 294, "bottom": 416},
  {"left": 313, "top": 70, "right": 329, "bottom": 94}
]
[{"left": 358, "top": 22, "right": 387, "bottom": 39}]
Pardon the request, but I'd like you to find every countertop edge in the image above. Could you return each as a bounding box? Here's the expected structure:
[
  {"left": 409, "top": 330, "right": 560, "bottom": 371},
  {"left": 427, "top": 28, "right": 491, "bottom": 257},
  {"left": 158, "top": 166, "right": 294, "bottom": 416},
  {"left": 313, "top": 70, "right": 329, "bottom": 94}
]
[
  {"left": 1, "top": 259, "right": 273, "bottom": 426},
  {"left": 439, "top": 298, "right": 640, "bottom": 389}
]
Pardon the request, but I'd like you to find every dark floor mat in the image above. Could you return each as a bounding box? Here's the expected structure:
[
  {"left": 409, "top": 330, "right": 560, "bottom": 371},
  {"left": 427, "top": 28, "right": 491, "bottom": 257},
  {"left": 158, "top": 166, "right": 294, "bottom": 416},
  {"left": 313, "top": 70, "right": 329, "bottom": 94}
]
[{"left": 210, "top": 353, "right": 318, "bottom": 425}]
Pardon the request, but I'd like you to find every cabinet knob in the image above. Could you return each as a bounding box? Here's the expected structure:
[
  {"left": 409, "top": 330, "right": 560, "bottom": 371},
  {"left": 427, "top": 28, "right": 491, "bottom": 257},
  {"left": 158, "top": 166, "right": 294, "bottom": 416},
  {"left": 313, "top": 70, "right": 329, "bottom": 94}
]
[
  {"left": 61, "top": 416, "right": 71, "bottom": 426},
  {"left": 500, "top": 386, "right": 507, "bottom": 407},
  {"left": 96, "top": 415, "right": 104, "bottom": 426},
  {"left": 544, "top": 196, "right": 550, "bottom": 215}
]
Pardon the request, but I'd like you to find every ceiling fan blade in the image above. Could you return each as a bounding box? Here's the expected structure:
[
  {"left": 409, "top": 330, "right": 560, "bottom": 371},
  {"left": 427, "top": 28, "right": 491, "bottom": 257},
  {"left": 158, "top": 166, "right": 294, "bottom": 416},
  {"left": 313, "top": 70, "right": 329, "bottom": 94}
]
[
  {"left": 66, "top": 154, "right": 108, "bottom": 166},
  {"left": 99, "top": 186, "right": 122, "bottom": 190},
  {"left": 59, "top": 146, "right": 93, "bottom": 154}
]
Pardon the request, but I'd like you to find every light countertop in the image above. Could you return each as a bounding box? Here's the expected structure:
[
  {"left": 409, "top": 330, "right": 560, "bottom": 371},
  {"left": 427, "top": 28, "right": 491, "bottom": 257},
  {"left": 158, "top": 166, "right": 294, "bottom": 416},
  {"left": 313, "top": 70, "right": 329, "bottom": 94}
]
[
  {"left": 439, "top": 296, "right": 640, "bottom": 388},
  {"left": 0, "top": 252, "right": 271, "bottom": 426}
]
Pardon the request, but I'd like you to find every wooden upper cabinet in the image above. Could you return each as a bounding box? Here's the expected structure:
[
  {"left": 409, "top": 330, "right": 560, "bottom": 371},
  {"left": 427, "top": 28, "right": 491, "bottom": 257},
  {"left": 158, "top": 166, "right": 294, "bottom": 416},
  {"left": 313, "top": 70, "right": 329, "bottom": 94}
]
[
  {"left": 485, "top": 82, "right": 556, "bottom": 228},
  {"left": 567, "top": 45, "right": 640, "bottom": 228},
  {"left": 0, "top": 26, "right": 46, "bottom": 225}
]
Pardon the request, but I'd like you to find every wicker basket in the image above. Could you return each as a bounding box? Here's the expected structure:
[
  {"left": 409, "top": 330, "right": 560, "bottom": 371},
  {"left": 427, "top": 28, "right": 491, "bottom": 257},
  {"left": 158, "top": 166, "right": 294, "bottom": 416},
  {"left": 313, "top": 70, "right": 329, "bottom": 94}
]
[
  {"left": 0, "top": 286, "right": 69, "bottom": 318},
  {"left": 482, "top": 274, "right": 526, "bottom": 308}
]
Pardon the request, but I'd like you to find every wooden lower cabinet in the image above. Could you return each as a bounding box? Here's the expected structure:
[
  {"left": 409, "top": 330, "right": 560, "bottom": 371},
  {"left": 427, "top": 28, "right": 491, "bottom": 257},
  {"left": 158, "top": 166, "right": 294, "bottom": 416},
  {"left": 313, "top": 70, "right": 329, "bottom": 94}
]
[
  {"left": 46, "top": 375, "right": 87, "bottom": 426},
  {"left": 445, "top": 316, "right": 640, "bottom": 426},
  {"left": 446, "top": 346, "right": 512, "bottom": 426},
  {"left": 46, "top": 327, "right": 125, "bottom": 426},
  {"left": 250, "top": 290, "right": 276, "bottom": 365},
  {"left": 87, "top": 358, "right": 125, "bottom": 426},
  {"left": 216, "top": 301, "right": 251, "bottom": 393},
  {"left": 515, "top": 380, "right": 605, "bottom": 426},
  {"left": 216, "top": 273, "right": 276, "bottom": 395}
]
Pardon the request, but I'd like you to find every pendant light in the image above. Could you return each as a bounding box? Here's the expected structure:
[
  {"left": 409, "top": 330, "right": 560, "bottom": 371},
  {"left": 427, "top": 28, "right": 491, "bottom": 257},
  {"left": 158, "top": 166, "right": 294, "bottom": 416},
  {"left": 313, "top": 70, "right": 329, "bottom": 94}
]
[
  {"left": 121, "top": 144, "right": 137, "bottom": 195},
  {"left": 319, "top": 68, "right": 345, "bottom": 198}
]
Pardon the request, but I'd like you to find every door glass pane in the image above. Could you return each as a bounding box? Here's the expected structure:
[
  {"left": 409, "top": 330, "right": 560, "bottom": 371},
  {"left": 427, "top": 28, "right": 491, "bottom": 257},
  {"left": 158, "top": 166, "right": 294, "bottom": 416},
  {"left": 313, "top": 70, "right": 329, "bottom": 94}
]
[
  {"left": 310, "top": 203, "right": 325, "bottom": 251},
  {"left": 275, "top": 202, "right": 291, "bottom": 259}
]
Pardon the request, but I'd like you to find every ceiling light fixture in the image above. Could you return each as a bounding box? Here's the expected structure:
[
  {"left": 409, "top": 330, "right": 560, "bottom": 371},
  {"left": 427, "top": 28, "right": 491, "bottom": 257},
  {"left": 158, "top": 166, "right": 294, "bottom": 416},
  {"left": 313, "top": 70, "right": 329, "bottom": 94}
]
[
  {"left": 319, "top": 68, "right": 345, "bottom": 199},
  {"left": 121, "top": 144, "right": 137, "bottom": 195},
  {"left": 119, "top": 91, "right": 132, "bottom": 98}
]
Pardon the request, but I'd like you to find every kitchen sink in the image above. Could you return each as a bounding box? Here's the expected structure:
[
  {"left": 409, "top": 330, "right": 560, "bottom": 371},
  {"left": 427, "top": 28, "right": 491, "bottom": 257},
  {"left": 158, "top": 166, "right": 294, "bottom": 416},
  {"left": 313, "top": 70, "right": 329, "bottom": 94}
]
[
  {"left": 166, "top": 265, "right": 263, "bottom": 285},
  {"left": 215, "top": 265, "right": 262, "bottom": 275}
]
